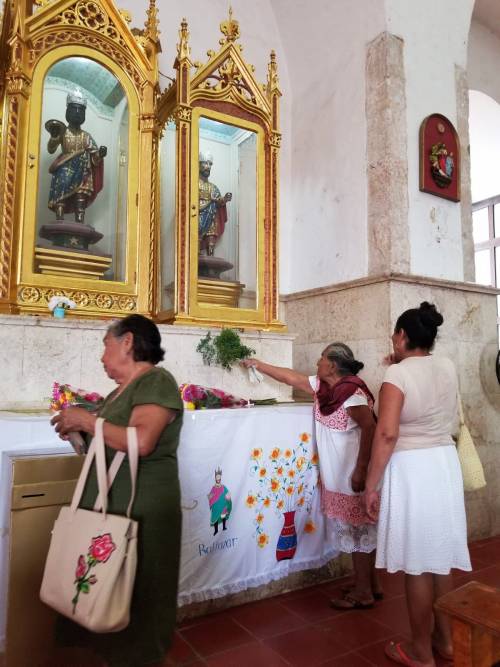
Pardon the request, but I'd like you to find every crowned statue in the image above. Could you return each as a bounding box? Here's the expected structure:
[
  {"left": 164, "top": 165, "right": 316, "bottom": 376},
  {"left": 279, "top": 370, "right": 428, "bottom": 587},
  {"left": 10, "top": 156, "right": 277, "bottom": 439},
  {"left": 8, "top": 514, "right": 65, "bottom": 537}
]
[
  {"left": 45, "top": 89, "right": 107, "bottom": 224},
  {"left": 198, "top": 151, "right": 232, "bottom": 256}
]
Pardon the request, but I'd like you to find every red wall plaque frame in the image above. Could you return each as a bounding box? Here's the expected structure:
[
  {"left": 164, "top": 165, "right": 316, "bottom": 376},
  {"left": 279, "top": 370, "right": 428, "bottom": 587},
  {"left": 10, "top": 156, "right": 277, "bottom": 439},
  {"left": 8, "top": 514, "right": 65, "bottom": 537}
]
[{"left": 419, "top": 113, "right": 460, "bottom": 202}]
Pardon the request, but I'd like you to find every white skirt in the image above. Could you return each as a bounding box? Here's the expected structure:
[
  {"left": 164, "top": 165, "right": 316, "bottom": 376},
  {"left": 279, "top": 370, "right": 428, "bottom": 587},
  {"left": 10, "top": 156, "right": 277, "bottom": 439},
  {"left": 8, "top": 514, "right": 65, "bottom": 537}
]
[{"left": 376, "top": 445, "right": 472, "bottom": 575}]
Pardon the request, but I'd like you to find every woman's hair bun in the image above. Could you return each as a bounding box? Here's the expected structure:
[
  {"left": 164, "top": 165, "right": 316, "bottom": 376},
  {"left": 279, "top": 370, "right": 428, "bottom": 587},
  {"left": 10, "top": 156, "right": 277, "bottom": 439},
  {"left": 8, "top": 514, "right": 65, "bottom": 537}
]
[{"left": 418, "top": 301, "right": 443, "bottom": 327}]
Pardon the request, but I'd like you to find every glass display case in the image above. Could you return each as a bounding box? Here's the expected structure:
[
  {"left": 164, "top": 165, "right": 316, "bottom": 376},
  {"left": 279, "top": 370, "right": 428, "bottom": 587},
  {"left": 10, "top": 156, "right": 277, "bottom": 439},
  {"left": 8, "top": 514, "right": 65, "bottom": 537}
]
[
  {"left": 0, "top": 0, "right": 161, "bottom": 317},
  {"left": 157, "top": 13, "right": 284, "bottom": 330}
]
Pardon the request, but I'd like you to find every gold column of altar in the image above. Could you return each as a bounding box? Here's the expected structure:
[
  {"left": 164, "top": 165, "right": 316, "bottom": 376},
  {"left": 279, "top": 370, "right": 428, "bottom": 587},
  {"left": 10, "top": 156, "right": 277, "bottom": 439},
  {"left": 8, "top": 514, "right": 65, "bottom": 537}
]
[{"left": 0, "top": 0, "right": 161, "bottom": 318}]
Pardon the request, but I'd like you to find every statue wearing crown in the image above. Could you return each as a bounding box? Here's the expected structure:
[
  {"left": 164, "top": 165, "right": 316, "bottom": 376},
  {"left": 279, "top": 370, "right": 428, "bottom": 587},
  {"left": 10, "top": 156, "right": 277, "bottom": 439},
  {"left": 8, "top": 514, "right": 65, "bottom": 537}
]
[
  {"left": 198, "top": 150, "right": 232, "bottom": 256},
  {"left": 45, "top": 89, "right": 107, "bottom": 224}
]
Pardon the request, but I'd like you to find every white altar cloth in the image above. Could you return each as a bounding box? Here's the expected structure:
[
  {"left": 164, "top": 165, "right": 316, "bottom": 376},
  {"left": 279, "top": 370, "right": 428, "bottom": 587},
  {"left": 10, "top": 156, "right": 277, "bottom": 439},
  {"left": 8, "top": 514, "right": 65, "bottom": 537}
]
[{"left": 0, "top": 405, "right": 338, "bottom": 647}]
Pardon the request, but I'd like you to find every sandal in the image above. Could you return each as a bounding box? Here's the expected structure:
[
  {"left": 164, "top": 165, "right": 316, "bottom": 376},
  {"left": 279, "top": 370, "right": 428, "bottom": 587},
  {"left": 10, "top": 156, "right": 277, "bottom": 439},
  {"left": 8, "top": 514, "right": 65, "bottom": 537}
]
[
  {"left": 384, "top": 641, "right": 435, "bottom": 667},
  {"left": 340, "top": 583, "right": 384, "bottom": 600},
  {"left": 330, "top": 593, "right": 374, "bottom": 610}
]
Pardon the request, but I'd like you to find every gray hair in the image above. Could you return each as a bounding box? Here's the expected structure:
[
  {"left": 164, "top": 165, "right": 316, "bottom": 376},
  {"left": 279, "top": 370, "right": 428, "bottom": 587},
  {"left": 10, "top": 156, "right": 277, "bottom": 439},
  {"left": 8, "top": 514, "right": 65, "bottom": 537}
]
[{"left": 323, "top": 342, "right": 364, "bottom": 376}]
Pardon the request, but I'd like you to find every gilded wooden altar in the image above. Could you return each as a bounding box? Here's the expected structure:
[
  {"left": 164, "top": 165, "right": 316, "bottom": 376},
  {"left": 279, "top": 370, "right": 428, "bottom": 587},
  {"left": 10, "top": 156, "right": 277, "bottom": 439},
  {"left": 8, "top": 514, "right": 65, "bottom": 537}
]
[{"left": 0, "top": 1, "right": 284, "bottom": 330}]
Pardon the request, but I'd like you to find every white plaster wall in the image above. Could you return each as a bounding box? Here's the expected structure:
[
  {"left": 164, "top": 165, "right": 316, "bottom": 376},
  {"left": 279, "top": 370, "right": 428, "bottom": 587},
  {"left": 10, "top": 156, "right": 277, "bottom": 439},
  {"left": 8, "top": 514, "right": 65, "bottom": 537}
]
[
  {"left": 385, "top": 0, "right": 475, "bottom": 281},
  {"left": 271, "top": 0, "right": 385, "bottom": 291},
  {"left": 468, "top": 20, "right": 500, "bottom": 106}
]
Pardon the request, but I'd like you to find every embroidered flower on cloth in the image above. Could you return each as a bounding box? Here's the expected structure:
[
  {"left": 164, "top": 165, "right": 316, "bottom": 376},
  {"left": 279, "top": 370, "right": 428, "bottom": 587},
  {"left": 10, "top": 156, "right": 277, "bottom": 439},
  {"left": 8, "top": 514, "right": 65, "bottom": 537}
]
[{"left": 72, "top": 533, "right": 117, "bottom": 613}]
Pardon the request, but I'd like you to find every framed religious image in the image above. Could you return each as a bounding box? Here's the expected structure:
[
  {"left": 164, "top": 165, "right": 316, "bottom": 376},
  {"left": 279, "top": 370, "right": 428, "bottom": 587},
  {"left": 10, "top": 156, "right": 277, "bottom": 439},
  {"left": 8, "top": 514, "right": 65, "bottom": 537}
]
[{"left": 419, "top": 114, "right": 460, "bottom": 202}]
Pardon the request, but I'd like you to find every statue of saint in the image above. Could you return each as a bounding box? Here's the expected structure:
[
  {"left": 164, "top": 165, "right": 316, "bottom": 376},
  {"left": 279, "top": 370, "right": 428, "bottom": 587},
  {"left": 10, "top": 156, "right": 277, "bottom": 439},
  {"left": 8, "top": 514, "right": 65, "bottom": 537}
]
[
  {"left": 198, "top": 151, "right": 232, "bottom": 256},
  {"left": 207, "top": 467, "right": 232, "bottom": 536},
  {"left": 45, "top": 89, "right": 107, "bottom": 224}
]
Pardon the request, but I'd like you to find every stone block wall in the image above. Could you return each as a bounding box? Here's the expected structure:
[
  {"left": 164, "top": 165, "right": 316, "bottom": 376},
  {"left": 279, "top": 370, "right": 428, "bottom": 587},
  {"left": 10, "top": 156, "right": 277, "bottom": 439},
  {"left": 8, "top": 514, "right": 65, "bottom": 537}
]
[{"left": 284, "top": 275, "right": 500, "bottom": 540}]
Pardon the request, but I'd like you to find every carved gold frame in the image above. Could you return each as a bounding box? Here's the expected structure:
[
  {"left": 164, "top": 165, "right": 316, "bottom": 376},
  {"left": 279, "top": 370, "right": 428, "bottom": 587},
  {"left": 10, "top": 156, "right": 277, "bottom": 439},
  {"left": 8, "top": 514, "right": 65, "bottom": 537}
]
[
  {"left": 158, "top": 11, "right": 284, "bottom": 330},
  {"left": 0, "top": 0, "right": 161, "bottom": 318}
]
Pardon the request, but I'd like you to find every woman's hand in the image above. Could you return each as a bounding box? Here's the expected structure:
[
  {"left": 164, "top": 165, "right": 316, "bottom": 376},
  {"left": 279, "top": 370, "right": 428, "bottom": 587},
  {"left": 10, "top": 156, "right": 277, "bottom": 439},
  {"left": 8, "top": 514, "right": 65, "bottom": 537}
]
[
  {"left": 240, "top": 358, "right": 259, "bottom": 369},
  {"left": 351, "top": 465, "right": 367, "bottom": 493},
  {"left": 51, "top": 407, "right": 95, "bottom": 439},
  {"left": 363, "top": 490, "right": 380, "bottom": 523}
]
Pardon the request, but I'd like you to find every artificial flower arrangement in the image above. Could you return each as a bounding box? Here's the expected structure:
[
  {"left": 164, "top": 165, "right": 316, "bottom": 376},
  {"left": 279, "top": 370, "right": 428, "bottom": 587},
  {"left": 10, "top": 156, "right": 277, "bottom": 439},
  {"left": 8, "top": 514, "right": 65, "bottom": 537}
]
[
  {"left": 50, "top": 382, "right": 104, "bottom": 454},
  {"left": 50, "top": 383, "right": 104, "bottom": 412},
  {"left": 180, "top": 383, "right": 249, "bottom": 410},
  {"left": 179, "top": 383, "right": 277, "bottom": 410},
  {"left": 48, "top": 295, "right": 76, "bottom": 318},
  {"left": 196, "top": 328, "right": 263, "bottom": 382}
]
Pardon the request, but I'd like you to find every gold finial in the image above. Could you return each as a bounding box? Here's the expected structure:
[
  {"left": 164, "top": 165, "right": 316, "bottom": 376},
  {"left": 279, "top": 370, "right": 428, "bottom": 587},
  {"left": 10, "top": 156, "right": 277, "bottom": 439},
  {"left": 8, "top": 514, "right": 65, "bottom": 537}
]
[
  {"left": 145, "top": 0, "right": 160, "bottom": 43},
  {"left": 220, "top": 6, "right": 240, "bottom": 44},
  {"left": 267, "top": 49, "right": 279, "bottom": 90},
  {"left": 177, "top": 18, "right": 191, "bottom": 60},
  {"left": 119, "top": 9, "right": 132, "bottom": 24}
]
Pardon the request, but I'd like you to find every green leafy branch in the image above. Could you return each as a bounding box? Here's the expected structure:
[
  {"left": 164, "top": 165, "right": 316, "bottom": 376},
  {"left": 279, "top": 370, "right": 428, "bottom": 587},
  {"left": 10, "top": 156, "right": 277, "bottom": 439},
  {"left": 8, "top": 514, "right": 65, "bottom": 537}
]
[{"left": 196, "top": 329, "right": 255, "bottom": 371}]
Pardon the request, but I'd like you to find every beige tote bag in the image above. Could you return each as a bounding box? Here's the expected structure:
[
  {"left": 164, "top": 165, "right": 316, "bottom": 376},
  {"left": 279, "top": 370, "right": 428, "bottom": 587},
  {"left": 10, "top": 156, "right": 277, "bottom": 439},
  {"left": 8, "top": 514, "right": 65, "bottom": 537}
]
[
  {"left": 456, "top": 396, "right": 487, "bottom": 492},
  {"left": 40, "top": 417, "right": 139, "bottom": 633}
]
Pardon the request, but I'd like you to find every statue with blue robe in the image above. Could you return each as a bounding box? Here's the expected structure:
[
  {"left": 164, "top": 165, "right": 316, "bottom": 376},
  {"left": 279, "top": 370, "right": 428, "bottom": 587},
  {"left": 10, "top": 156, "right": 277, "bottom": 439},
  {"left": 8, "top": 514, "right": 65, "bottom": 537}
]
[
  {"left": 198, "top": 151, "right": 232, "bottom": 256},
  {"left": 46, "top": 89, "right": 107, "bottom": 224}
]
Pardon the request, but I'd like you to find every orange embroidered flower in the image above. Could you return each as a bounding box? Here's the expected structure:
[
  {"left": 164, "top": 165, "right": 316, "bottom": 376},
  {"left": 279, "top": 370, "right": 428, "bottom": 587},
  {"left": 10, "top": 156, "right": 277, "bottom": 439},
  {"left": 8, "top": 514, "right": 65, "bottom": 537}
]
[
  {"left": 284, "top": 449, "right": 293, "bottom": 458},
  {"left": 298, "top": 483, "right": 304, "bottom": 494},
  {"left": 270, "top": 478, "right": 280, "bottom": 493},
  {"left": 297, "top": 496, "right": 305, "bottom": 507},
  {"left": 296, "top": 456, "right": 306, "bottom": 470},
  {"left": 286, "top": 485, "right": 294, "bottom": 496},
  {"left": 300, "top": 433, "right": 310, "bottom": 443},
  {"left": 277, "top": 500, "right": 284, "bottom": 510},
  {"left": 251, "top": 448, "right": 263, "bottom": 460},
  {"left": 246, "top": 493, "right": 257, "bottom": 508},
  {"left": 269, "top": 447, "right": 281, "bottom": 460},
  {"left": 256, "top": 513, "right": 264, "bottom": 524},
  {"left": 288, "top": 469, "right": 296, "bottom": 479},
  {"left": 304, "top": 519, "right": 316, "bottom": 533},
  {"left": 257, "top": 533, "right": 269, "bottom": 548},
  {"left": 277, "top": 466, "right": 284, "bottom": 476},
  {"left": 311, "top": 453, "right": 319, "bottom": 465},
  {"left": 259, "top": 467, "right": 267, "bottom": 478},
  {"left": 263, "top": 497, "right": 271, "bottom": 508}
]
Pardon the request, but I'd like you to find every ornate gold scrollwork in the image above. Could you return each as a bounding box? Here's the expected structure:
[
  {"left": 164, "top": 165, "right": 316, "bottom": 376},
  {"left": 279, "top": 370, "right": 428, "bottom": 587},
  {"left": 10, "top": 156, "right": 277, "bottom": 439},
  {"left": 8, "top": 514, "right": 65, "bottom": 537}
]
[{"left": 18, "top": 286, "right": 137, "bottom": 313}]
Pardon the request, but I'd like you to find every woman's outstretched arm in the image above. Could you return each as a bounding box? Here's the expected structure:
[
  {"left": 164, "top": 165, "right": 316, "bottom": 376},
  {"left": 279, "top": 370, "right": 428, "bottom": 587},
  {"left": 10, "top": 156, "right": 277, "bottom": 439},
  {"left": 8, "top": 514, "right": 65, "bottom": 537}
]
[{"left": 240, "top": 359, "right": 314, "bottom": 396}]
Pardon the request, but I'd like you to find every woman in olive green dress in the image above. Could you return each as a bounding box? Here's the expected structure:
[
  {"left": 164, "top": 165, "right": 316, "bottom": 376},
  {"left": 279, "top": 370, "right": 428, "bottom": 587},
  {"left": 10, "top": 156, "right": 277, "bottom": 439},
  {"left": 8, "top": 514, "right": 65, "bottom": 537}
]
[{"left": 51, "top": 315, "right": 183, "bottom": 667}]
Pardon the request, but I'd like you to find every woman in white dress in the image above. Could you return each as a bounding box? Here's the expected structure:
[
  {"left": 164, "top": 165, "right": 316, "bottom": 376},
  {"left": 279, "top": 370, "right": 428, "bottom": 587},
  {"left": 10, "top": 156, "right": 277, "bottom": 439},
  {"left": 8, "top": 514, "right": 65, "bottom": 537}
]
[
  {"left": 364, "top": 302, "right": 471, "bottom": 667},
  {"left": 242, "top": 343, "right": 378, "bottom": 608}
]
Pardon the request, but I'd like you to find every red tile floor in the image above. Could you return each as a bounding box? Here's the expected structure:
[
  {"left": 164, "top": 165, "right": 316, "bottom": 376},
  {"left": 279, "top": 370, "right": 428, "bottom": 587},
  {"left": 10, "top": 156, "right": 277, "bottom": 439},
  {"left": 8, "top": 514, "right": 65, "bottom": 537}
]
[
  {"left": 168, "top": 534, "right": 500, "bottom": 667},
  {"left": 2, "top": 535, "right": 498, "bottom": 666}
]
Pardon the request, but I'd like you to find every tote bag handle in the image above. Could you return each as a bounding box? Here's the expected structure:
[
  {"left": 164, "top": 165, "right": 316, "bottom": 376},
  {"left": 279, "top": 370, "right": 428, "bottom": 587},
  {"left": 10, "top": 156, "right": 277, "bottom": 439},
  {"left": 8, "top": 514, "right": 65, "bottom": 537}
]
[
  {"left": 70, "top": 418, "right": 139, "bottom": 519},
  {"left": 92, "top": 425, "right": 139, "bottom": 518}
]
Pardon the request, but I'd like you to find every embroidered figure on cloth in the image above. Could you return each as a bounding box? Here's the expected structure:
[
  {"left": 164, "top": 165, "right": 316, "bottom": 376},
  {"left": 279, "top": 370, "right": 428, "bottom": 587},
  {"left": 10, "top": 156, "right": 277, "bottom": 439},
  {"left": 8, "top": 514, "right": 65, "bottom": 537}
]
[{"left": 207, "top": 467, "right": 232, "bottom": 535}]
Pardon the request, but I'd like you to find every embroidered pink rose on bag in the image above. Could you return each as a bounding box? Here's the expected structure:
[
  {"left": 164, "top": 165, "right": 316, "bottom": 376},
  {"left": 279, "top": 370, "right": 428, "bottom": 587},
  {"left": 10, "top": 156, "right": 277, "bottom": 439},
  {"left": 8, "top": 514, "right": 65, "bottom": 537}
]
[
  {"left": 72, "top": 533, "right": 117, "bottom": 613},
  {"left": 88, "top": 534, "right": 116, "bottom": 563}
]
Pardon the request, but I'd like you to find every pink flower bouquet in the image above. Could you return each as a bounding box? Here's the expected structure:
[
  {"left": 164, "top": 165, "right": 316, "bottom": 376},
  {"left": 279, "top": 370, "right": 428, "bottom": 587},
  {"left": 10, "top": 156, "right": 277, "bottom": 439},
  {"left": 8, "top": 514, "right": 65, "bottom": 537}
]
[
  {"left": 50, "top": 383, "right": 104, "bottom": 412},
  {"left": 50, "top": 383, "right": 104, "bottom": 454},
  {"left": 179, "top": 383, "right": 249, "bottom": 410}
]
